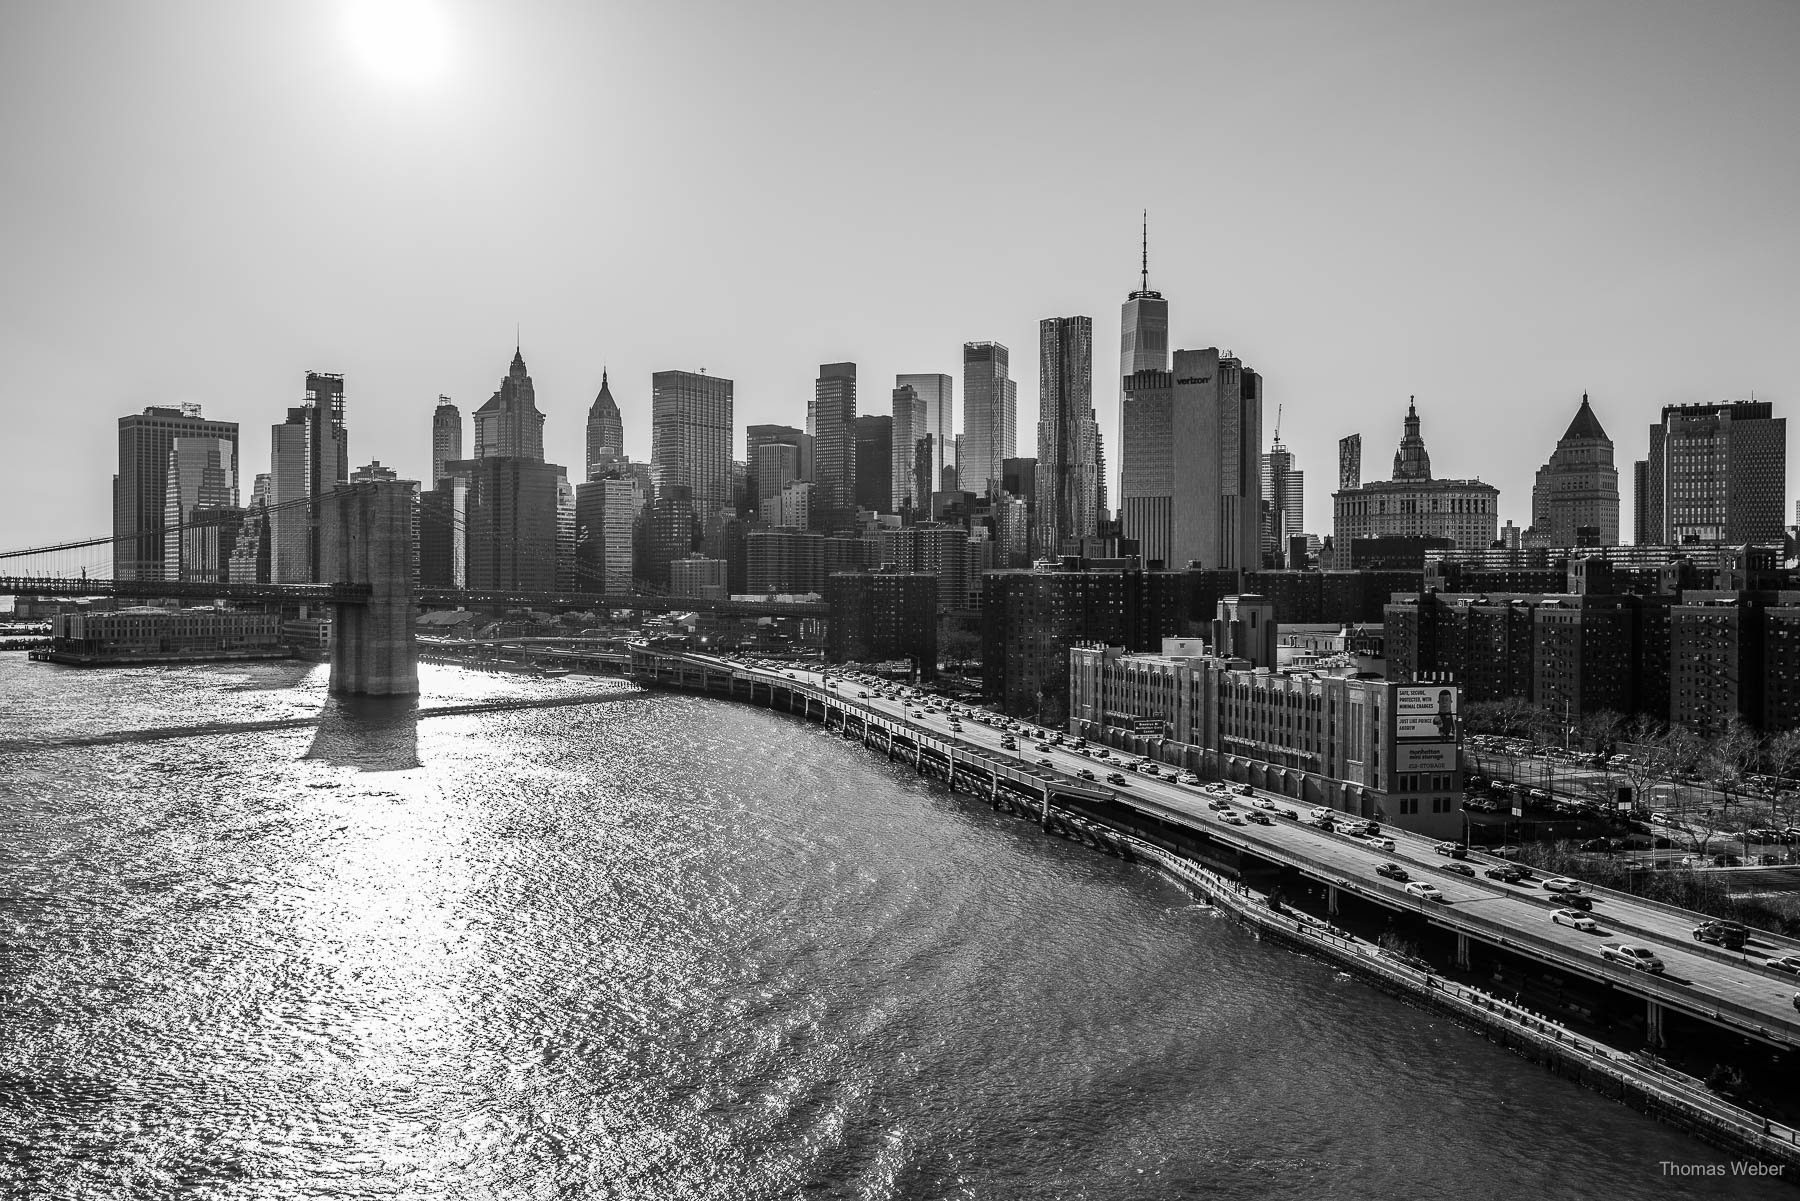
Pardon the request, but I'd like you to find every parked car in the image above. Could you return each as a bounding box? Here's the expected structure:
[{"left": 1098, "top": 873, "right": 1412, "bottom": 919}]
[
  {"left": 1404, "top": 881, "right": 1445, "bottom": 902},
  {"left": 1602, "top": 943, "right": 1666, "bottom": 973},
  {"left": 1553, "top": 909, "right": 1599, "bottom": 932},
  {"left": 1376, "top": 862, "right": 1409, "bottom": 881}
]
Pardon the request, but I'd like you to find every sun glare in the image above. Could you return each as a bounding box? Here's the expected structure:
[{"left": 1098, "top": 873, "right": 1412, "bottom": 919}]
[{"left": 345, "top": 0, "right": 451, "bottom": 85}]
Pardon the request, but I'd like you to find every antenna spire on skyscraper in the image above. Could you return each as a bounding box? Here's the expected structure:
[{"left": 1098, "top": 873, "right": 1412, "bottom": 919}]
[{"left": 1141, "top": 209, "right": 1149, "bottom": 293}]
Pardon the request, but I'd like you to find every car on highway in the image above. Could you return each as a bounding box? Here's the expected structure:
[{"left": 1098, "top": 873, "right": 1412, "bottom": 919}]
[
  {"left": 1766, "top": 955, "right": 1800, "bottom": 975},
  {"left": 1559, "top": 893, "right": 1594, "bottom": 911},
  {"left": 1248, "top": 812, "right": 1272, "bottom": 825},
  {"left": 1036, "top": 742, "right": 1053, "bottom": 752},
  {"left": 1601, "top": 943, "right": 1666, "bottom": 973},
  {"left": 1375, "top": 862, "right": 1409, "bottom": 881},
  {"left": 1279, "top": 807, "right": 1299, "bottom": 820},
  {"left": 1309, "top": 817, "right": 1335, "bottom": 832},
  {"left": 1232, "top": 784, "right": 1254, "bottom": 797},
  {"left": 1254, "top": 798, "right": 1277, "bottom": 811},
  {"left": 1438, "top": 862, "right": 1476, "bottom": 878},
  {"left": 1178, "top": 772, "right": 1202, "bottom": 785},
  {"left": 1077, "top": 769, "right": 1096, "bottom": 780},
  {"left": 1692, "top": 920, "right": 1749, "bottom": 950},
  {"left": 1222, "top": 812, "right": 1247, "bottom": 826},
  {"left": 1552, "top": 909, "right": 1599, "bottom": 932},
  {"left": 1543, "top": 877, "right": 1584, "bottom": 894},
  {"left": 1207, "top": 798, "right": 1232, "bottom": 811},
  {"left": 1096, "top": 749, "right": 1112, "bottom": 759},
  {"left": 1485, "top": 864, "right": 1529, "bottom": 884},
  {"left": 1403, "top": 881, "right": 1445, "bottom": 902},
  {"left": 1434, "top": 841, "right": 1467, "bottom": 859},
  {"left": 1037, "top": 758, "right": 1053, "bottom": 768},
  {"left": 1105, "top": 772, "right": 1128, "bottom": 785}
]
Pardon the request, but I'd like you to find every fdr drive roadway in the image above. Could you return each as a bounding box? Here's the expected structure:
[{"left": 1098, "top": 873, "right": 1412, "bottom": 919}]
[{"left": 726, "top": 659, "right": 1800, "bottom": 1054}]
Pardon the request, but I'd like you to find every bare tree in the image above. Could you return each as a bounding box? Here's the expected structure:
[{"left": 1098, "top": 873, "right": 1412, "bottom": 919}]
[
  {"left": 1763, "top": 728, "right": 1800, "bottom": 835},
  {"left": 1700, "top": 718, "right": 1761, "bottom": 847}
]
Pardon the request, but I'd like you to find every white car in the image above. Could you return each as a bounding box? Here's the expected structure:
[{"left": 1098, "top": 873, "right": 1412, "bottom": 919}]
[
  {"left": 1403, "top": 881, "right": 1445, "bottom": 902},
  {"left": 1221, "top": 812, "right": 1247, "bottom": 826},
  {"left": 1178, "top": 772, "right": 1201, "bottom": 785},
  {"left": 1254, "top": 798, "right": 1278, "bottom": 811},
  {"left": 1543, "top": 877, "right": 1584, "bottom": 893},
  {"left": 1553, "top": 909, "right": 1599, "bottom": 932},
  {"left": 1365, "top": 836, "right": 1396, "bottom": 852}
]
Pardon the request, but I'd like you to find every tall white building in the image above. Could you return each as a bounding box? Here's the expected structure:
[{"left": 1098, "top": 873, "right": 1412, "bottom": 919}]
[
  {"left": 162, "top": 436, "right": 237, "bottom": 581},
  {"left": 1121, "top": 347, "right": 1263, "bottom": 570},
  {"left": 896, "top": 373, "right": 953, "bottom": 501},
  {"left": 961, "top": 343, "right": 1015, "bottom": 498}
]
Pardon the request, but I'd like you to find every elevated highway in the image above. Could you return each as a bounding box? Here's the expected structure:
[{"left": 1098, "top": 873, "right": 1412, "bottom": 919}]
[{"left": 633, "top": 647, "right": 1800, "bottom": 1055}]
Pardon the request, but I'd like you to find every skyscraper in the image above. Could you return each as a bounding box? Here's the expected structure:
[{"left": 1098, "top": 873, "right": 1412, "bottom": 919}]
[
  {"left": 1119, "top": 212, "right": 1169, "bottom": 514},
  {"left": 854, "top": 414, "right": 892, "bottom": 514},
  {"left": 891, "top": 383, "right": 927, "bottom": 513},
  {"left": 162, "top": 436, "right": 238, "bottom": 581},
  {"left": 1530, "top": 393, "right": 1620, "bottom": 546},
  {"left": 575, "top": 471, "right": 644, "bottom": 592},
  {"left": 269, "top": 373, "right": 349, "bottom": 584},
  {"left": 1641, "top": 401, "right": 1786, "bottom": 545},
  {"left": 896, "top": 373, "right": 953, "bottom": 499},
  {"left": 113, "top": 404, "right": 239, "bottom": 580},
  {"left": 474, "top": 348, "right": 546, "bottom": 462},
  {"left": 809, "top": 362, "right": 858, "bottom": 532},
  {"left": 962, "top": 342, "right": 1015, "bottom": 498},
  {"left": 585, "top": 369, "right": 625, "bottom": 479},
  {"left": 1261, "top": 434, "right": 1303, "bottom": 558},
  {"left": 651, "top": 370, "right": 734, "bottom": 519},
  {"left": 1035, "top": 315, "right": 1102, "bottom": 554},
  {"left": 1632, "top": 459, "right": 1650, "bottom": 545},
  {"left": 1120, "top": 348, "right": 1263, "bottom": 569},
  {"left": 431, "top": 395, "right": 462, "bottom": 488},
  {"left": 1338, "top": 434, "right": 1363, "bottom": 491}
]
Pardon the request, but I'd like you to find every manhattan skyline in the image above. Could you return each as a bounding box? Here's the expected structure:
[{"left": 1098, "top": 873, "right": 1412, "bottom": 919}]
[{"left": 4, "top": 1, "right": 1799, "bottom": 555}]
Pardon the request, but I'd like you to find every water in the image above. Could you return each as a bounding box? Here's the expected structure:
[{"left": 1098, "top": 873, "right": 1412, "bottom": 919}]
[{"left": 0, "top": 655, "right": 1790, "bottom": 1200}]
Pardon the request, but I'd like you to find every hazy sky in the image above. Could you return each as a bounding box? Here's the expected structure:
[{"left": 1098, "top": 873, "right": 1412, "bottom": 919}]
[{"left": 4, "top": 0, "right": 1798, "bottom": 556}]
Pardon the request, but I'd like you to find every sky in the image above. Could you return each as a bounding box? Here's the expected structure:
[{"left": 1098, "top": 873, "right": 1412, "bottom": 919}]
[{"left": 3, "top": 0, "right": 1799, "bottom": 556}]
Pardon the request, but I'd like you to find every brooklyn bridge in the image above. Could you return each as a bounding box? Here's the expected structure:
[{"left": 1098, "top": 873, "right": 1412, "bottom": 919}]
[{"left": 0, "top": 481, "right": 828, "bottom": 696}]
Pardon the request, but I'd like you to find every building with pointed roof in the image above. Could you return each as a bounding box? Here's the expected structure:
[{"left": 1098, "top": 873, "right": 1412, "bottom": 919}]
[
  {"left": 1331, "top": 398, "right": 1498, "bottom": 554},
  {"left": 1529, "top": 393, "right": 1620, "bottom": 547},
  {"left": 585, "top": 369, "right": 624, "bottom": 480},
  {"left": 474, "top": 347, "right": 546, "bottom": 463}
]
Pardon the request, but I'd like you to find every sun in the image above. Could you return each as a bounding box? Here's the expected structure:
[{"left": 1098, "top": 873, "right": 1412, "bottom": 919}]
[{"left": 344, "top": 0, "right": 451, "bottom": 85}]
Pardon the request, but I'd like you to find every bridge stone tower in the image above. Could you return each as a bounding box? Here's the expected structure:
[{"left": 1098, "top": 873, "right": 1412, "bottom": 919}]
[{"left": 323, "top": 480, "right": 419, "bottom": 695}]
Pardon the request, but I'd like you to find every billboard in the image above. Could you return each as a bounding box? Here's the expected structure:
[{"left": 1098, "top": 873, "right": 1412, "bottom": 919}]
[
  {"left": 1396, "top": 685, "right": 1459, "bottom": 740},
  {"left": 1396, "top": 741, "right": 1457, "bottom": 772}
]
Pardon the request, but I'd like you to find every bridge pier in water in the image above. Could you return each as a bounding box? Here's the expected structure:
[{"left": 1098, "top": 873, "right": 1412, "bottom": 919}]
[{"left": 324, "top": 481, "right": 418, "bottom": 696}]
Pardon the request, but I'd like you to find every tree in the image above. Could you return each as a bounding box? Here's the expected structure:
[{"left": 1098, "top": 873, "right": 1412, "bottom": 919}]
[
  {"left": 1700, "top": 718, "right": 1763, "bottom": 856},
  {"left": 1763, "top": 729, "right": 1800, "bottom": 834},
  {"left": 1580, "top": 709, "right": 1625, "bottom": 754},
  {"left": 939, "top": 627, "right": 981, "bottom": 671}
]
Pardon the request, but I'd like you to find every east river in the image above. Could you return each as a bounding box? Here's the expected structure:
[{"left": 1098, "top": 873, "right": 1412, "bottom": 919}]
[{"left": 0, "top": 655, "right": 1791, "bottom": 1200}]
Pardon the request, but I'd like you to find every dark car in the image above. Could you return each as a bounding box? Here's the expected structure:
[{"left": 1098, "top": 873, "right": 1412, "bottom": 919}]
[
  {"left": 1248, "top": 812, "right": 1273, "bottom": 825},
  {"left": 1485, "top": 865, "right": 1529, "bottom": 884},
  {"left": 1376, "top": 862, "right": 1409, "bottom": 881},
  {"left": 1439, "top": 862, "right": 1477, "bottom": 878},
  {"left": 1693, "top": 920, "right": 1749, "bottom": 949},
  {"left": 1560, "top": 892, "right": 1594, "bottom": 911},
  {"left": 1105, "top": 772, "right": 1128, "bottom": 786}
]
